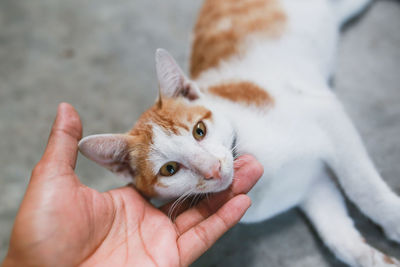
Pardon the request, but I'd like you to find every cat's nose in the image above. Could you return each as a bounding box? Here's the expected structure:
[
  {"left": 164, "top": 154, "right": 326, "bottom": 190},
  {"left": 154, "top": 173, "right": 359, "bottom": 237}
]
[{"left": 204, "top": 161, "right": 221, "bottom": 180}]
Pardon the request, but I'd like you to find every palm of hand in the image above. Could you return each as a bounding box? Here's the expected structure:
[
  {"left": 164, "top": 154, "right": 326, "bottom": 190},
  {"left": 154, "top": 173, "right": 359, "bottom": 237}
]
[
  {"left": 3, "top": 104, "right": 262, "bottom": 267},
  {"left": 79, "top": 186, "right": 183, "bottom": 267}
]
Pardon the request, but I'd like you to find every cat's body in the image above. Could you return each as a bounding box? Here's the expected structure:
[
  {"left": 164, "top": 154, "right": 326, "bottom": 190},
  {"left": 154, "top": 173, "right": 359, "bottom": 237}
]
[
  {"left": 78, "top": 0, "right": 400, "bottom": 266},
  {"left": 190, "top": 0, "right": 363, "bottom": 222}
]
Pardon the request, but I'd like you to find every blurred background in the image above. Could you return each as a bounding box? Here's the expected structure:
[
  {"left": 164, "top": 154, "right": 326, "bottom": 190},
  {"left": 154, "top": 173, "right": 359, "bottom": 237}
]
[{"left": 0, "top": 0, "right": 399, "bottom": 266}]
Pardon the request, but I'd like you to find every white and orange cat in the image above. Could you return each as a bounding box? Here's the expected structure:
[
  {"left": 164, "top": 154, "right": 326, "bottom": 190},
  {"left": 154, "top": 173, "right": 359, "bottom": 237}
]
[{"left": 78, "top": 0, "right": 400, "bottom": 266}]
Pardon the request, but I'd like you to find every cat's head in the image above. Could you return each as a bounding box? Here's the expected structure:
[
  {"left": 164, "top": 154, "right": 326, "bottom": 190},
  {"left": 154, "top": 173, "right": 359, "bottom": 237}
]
[{"left": 79, "top": 49, "right": 237, "bottom": 199}]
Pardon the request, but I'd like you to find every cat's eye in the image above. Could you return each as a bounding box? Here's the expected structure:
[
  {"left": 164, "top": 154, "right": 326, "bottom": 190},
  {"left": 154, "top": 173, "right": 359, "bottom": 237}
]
[
  {"left": 159, "top": 161, "right": 180, "bottom": 176},
  {"left": 193, "top": 121, "right": 207, "bottom": 141}
]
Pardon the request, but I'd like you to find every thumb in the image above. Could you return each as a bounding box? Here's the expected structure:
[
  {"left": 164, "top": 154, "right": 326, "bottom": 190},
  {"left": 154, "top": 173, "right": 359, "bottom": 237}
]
[{"left": 40, "top": 103, "right": 82, "bottom": 170}]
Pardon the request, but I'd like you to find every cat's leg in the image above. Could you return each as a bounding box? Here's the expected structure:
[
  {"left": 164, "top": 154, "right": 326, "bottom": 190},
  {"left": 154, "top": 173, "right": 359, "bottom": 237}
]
[
  {"left": 300, "top": 175, "right": 399, "bottom": 267},
  {"left": 330, "top": 0, "right": 373, "bottom": 25},
  {"left": 320, "top": 100, "right": 400, "bottom": 243}
]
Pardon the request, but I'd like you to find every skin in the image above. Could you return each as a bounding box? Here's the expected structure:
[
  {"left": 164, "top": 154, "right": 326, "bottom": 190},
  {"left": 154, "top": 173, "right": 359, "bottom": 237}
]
[{"left": 2, "top": 103, "right": 263, "bottom": 267}]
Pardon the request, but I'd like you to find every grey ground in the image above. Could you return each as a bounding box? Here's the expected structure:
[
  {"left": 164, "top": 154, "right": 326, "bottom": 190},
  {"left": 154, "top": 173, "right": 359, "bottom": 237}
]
[{"left": 0, "top": 0, "right": 399, "bottom": 266}]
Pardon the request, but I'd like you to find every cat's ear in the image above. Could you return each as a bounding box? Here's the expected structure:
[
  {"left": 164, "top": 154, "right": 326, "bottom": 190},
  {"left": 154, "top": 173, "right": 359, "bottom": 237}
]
[
  {"left": 155, "top": 48, "right": 201, "bottom": 100},
  {"left": 78, "top": 134, "right": 137, "bottom": 182}
]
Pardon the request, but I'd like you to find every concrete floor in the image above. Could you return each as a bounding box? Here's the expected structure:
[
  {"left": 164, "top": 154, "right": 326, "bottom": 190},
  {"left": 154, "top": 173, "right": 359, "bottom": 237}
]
[{"left": 0, "top": 0, "right": 399, "bottom": 266}]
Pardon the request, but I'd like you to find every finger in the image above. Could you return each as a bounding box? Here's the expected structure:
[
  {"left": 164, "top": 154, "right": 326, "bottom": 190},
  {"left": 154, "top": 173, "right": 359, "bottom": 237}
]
[
  {"left": 171, "top": 155, "right": 262, "bottom": 234},
  {"left": 231, "top": 154, "right": 264, "bottom": 195},
  {"left": 40, "top": 103, "right": 82, "bottom": 170},
  {"left": 178, "top": 194, "right": 251, "bottom": 266}
]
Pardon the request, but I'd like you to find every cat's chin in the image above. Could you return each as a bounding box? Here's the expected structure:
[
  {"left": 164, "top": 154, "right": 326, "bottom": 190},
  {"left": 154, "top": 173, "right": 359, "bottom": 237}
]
[
  {"left": 204, "top": 178, "right": 232, "bottom": 194},
  {"left": 213, "top": 177, "right": 233, "bottom": 193}
]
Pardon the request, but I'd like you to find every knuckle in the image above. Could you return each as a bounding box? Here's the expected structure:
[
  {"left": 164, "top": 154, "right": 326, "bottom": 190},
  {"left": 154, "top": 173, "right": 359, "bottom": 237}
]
[
  {"left": 52, "top": 124, "right": 81, "bottom": 141},
  {"left": 194, "top": 224, "right": 211, "bottom": 248},
  {"left": 31, "top": 162, "right": 44, "bottom": 176},
  {"left": 31, "top": 161, "right": 51, "bottom": 176},
  {"left": 215, "top": 214, "right": 230, "bottom": 230}
]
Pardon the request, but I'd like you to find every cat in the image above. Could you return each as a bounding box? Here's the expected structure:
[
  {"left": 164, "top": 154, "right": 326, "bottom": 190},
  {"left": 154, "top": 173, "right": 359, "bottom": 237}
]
[{"left": 78, "top": 0, "right": 400, "bottom": 266}]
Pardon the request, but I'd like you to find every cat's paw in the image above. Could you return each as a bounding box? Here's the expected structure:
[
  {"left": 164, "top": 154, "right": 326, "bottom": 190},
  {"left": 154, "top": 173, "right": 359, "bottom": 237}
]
[
  {"left": 383, "top": 225, "right": 400, "bottom": 244},
  {"left": 373, "top": 254, "right": 400, "bottom": 267},
  {"left": 380, "top": 215, "right": 400, "bottom": 243},
  {"left": 377, "top": 201, "right": 400, "bottom": 243},
  {"left": 358, "top": 251, "right": 400, "bottom": 267}
]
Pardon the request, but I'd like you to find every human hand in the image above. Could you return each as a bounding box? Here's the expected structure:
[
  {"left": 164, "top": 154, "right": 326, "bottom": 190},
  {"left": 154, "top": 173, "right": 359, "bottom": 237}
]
[{"left": 2, "top": 103, "right": 263, "bottom": 267}]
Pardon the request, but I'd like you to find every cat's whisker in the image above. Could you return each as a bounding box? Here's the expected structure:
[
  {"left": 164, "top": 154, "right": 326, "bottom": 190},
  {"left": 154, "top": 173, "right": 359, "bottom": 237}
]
[
  {"left": 172, "top": 191, "right": 192, "bottom": 213},
  {"left": 189, "top": 193, "right": 199, "bottom": 208},
  {"left": 190, "top": 193, "right": 204, "bottom": 208},
  {"left": 205, "top": 192, "right": 211, "bottom": 204},
  {"left": 194, "top": 192, "right": 206, "bottom": 206},
  {"left": 168, "top": 188, "right": 195, "bottom": 220},
  {"left": 195, "top": 193, "right": 202, "bottom": 205},
  {"left": 168, "top": 192, "right": 187, "bottom": 219},
  {"left": 231, "top": 141, "right": 241, "bottom": 150},
  {"left": 231, "top": 140, "right": 243, "bottom": 160}
]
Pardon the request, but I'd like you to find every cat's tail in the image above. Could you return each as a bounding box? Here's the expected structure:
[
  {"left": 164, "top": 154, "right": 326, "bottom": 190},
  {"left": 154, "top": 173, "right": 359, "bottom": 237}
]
[{"left": 330, "top": 0, "right": 373, "bottom": 26}]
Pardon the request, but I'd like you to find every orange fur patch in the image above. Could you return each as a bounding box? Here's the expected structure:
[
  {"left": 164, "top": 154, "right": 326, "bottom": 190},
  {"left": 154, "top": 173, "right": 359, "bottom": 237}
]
[
  {"left": 208, "top": 81, "right": 273, "bottom": 107},
  {"left": 190, "top": 0, "right": 287, "bottom": 78},
  {"left": 383, "top": 255, "right": 395, "bottom": 264},
  {"left": 127, "top": 98, "right": 212, "bottom": 196},
  {"left": 126, "top": 133, "right": 156, "bottom": 196}
]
